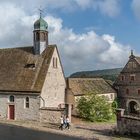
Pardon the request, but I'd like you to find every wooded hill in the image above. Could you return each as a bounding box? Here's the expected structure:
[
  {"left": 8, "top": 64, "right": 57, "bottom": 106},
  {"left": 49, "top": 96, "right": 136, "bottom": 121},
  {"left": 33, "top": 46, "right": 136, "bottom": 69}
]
[{"left": 70, "top": 68, "right": 122, "bottom": 82}]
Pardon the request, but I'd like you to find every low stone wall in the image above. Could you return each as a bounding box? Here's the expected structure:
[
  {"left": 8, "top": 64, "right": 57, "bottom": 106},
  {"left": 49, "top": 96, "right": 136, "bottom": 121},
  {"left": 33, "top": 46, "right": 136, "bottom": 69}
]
[
  {"left": 116, "top": 109, "right": 140, "bottom": 135},
  {"left": 39, "top": 108, "right": 64, "bottom": 123}
]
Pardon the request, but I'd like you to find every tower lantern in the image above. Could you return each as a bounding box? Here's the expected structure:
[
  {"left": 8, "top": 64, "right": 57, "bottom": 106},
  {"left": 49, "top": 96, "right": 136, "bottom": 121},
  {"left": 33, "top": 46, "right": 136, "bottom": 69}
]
[{"left": 33, "top": 12, "right": 48, "bottom": 55}]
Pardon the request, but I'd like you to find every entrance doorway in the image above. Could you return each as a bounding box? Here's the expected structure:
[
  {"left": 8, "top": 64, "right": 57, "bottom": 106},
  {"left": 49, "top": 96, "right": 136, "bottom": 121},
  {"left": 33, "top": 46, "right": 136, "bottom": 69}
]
[{"left": 9, "top": 105, "right": 15, "bottom": 120}]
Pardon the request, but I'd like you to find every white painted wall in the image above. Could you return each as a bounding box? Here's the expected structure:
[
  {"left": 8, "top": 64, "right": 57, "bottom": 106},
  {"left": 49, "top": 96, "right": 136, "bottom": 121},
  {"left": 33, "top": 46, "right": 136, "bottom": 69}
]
[{"left": 40, "top": 47, "right": 66, "bottom": 108}]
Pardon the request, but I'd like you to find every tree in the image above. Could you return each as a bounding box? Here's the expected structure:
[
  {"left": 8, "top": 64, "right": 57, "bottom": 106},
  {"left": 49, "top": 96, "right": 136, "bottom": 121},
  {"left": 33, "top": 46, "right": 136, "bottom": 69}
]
[
  {"left": 112, "top": 97, "right": 119, "bottom": 113},
  {"left": 76, "top": 93, "right": 113, "bottom": 122}
]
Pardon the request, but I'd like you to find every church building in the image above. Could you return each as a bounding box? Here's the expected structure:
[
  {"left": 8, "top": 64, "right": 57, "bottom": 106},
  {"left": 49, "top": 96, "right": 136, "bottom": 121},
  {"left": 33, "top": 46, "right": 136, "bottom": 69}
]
[
  {"left": 115, "top": 51, "right": 140, "bottom": 134},
  {"left": 0, "top": 15, "right": 67, "bottom": 123}
]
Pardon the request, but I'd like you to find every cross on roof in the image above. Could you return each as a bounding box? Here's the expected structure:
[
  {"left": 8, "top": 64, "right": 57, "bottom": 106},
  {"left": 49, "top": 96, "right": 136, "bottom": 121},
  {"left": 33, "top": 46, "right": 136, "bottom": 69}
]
[{"left": 39, "top": 7, "right": 43, "bottom": 18}]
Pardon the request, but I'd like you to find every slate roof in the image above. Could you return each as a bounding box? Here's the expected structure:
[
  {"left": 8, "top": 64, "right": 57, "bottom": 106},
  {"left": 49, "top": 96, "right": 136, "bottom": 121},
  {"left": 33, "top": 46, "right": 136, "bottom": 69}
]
[
  {"left": 0, "top": 45, "right": 55, "bottom": 93},
  {"left": 67, "top": 78, "right": 116, "bottom": 96}
]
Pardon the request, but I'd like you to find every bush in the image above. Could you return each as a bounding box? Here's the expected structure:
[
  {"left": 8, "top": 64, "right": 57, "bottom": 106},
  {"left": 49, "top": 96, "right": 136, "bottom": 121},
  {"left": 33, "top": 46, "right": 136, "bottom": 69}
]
[{"left": 77, "top": 93, "right": 113, "bottom": 122}]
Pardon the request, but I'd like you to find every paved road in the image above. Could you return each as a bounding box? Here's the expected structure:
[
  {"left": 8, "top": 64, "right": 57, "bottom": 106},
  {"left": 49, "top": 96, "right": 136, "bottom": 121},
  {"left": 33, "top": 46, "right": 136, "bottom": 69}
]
[{"left": 0, "top": 123, "right": 84, "bottom": 140}]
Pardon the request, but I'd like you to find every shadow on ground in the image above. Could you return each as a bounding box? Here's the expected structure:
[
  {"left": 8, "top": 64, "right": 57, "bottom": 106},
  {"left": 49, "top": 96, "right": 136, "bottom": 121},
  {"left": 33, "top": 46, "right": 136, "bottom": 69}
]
[{"left": 75, "top": 125, "right": 140, "bottom": 140}]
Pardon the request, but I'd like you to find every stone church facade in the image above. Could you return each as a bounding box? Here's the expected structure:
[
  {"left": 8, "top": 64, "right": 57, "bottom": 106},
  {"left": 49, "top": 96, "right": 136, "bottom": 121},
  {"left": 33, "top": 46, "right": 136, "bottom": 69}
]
[
  {"left": 0, "top": 15, "right": 67, "bottom": 122},
  {"left": 115, "top": 51, "right": 140, "bottom": 134}
]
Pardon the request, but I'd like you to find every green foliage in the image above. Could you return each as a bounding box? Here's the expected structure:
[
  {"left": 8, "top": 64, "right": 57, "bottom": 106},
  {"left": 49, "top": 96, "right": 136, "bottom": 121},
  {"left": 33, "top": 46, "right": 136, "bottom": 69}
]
[
  {"left": 112, "top": 98, "right": 118, "bottom": 113},
  {"left": 70, "top": 68, "right": 122, "bottom": 82},
  {"left": 77, "top": 93, "right": 113, "bottom": 122}
]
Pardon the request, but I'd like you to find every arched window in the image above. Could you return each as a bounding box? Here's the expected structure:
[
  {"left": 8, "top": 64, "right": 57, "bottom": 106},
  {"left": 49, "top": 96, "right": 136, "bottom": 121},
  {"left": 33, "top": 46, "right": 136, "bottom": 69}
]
[
  {"left": 129, "top": 101, "right": 139, "bottom": 114},
  {"left": 9, "top": 95, "right": 14, "bottom": 102},
  {"left": 53, "top": 57, "right": 58, "bottom": 68},
  {"left": 56, "top": 58, "right": 58, "bottom": 68},
  {"left": 44, "top": 33, "right": 46, "bottom": 40},
  {"left": 25, "top": 97, "right": 29, "bottom": 108},
  {"left": 42, "top": 33, "right": 46, "bottom": 40},
  {"left": 36, "top": 32, "right": 40, "bottom": 41}
]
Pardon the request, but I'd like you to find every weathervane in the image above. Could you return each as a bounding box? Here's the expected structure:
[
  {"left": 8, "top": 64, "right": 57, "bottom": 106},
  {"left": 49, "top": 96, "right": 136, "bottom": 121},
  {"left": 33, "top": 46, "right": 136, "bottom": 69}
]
[{"left": 39, "top": 6, "right": 43, "bottom": 18}]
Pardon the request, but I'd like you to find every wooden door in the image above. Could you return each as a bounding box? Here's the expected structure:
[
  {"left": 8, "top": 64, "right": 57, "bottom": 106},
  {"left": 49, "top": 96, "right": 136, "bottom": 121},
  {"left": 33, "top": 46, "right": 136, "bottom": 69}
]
[{"left": 9, "top": 105, "right": 15, "bottom": 120}]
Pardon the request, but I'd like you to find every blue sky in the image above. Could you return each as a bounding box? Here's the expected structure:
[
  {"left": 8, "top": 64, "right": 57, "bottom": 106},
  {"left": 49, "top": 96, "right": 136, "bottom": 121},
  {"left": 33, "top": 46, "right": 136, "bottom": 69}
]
[
  {"left": 0, "top": 0, "right": 140, "bottom": 76},
  {"left": 58, "top": 0, "right": 140, "bottom": 51}
]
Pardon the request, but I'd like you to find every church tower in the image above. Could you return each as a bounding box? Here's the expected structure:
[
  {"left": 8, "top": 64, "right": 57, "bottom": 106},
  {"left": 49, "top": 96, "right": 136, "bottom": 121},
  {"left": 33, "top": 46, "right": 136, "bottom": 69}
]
[{"left": 33, "top": 14, "right": 48, "bottom": 55}]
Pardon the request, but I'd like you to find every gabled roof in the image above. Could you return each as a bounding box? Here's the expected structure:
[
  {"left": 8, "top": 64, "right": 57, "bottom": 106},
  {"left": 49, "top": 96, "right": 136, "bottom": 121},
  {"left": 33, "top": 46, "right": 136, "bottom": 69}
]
[
  {"left": 119, "top": 55, "right": 140, "bottom": 74},
  {"left": 67, "top": 78, "right": 116, "bottom": 96},
  {"left": 0, "top": 45, "right": 56, "bottom": 93},
  {"left": 135, "top": 57, "right": 140, "bottom": 64}
]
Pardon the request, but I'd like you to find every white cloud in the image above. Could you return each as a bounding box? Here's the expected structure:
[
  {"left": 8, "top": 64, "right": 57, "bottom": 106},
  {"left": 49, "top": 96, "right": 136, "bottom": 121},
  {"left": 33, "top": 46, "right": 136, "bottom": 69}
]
[
  {"left": 45, "top": 15, "right": 130, "bottom": 75},
  {"left": 97, "top": 0, "right": 120, "bottom": 17},
  {"left": 132, "top": 0, "right": 140, "bottom": 19},
  {"left": 0, "top": 2, "right": 129, "bottom": 75},
  {"left": 0, "top": 0, "right": 120, "bottom": 17}
]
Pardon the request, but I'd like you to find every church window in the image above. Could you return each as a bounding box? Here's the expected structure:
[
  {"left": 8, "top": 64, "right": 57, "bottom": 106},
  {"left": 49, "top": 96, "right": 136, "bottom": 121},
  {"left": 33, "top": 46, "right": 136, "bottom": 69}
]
[
  {"left": 130, "top": 74, "right": 135, "bottom": 81},
  {"left": 53, "top": 57, "right": 58, "bottom": 68},
  {"left": 9, "top": 95, "right": 14, "bottom": 102},
  {"left": 25, "top": 97, "right": 29, "bottom": 108},
  {"left": 126, "top": 88, "right": 129, "bottom": 95},
  {"left": 55, "top": 58, "right": 58, "bottom": 68}
]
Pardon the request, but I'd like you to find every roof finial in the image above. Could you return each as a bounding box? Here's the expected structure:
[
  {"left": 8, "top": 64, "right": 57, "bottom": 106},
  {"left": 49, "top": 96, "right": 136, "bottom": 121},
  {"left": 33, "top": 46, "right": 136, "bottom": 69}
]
[
  {"left": 131, "top": 50, "right": 134, "bottom": 56},
  {"left": 129, "top": 49, "right": 135, "bottom": 59},
  {"left": 39, "top": 6, "right": 43, "bottom": 18}
]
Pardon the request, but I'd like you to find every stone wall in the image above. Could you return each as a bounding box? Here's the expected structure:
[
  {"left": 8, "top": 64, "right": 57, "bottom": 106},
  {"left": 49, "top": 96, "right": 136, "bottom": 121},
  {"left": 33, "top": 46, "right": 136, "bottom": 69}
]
[
  {"left": 0, "top": 94, "right": 9, "bottom": 119},
  {"left": 0, "top": 94, "right": 40, "bottom": 121},
  {"left": 15, "top": 95, "right": 40, "bottom": 121},
  {"left": 40, "top": 108, "right": 64, "bottom": 123},
  {"left": 117, "top": 117, "right": 140, "bottom": 134},
  {"left": 40, "top": 47, "right": 66, "bottom": 108},
  {"left": 116, "top": 109, "right": 140, "bottom": 135}
]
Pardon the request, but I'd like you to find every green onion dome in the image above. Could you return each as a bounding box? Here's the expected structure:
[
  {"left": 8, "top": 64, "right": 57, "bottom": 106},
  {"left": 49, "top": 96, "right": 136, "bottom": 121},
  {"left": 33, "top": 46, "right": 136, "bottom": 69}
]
[{"left": 34, "top": 17, "right": 48, "bottom": 31}]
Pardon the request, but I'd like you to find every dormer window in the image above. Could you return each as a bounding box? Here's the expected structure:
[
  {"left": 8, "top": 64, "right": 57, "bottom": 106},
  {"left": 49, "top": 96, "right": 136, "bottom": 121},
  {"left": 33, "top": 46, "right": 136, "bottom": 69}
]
[{"left": 24, "top": 63, "right": 35, "bottom": 69}]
